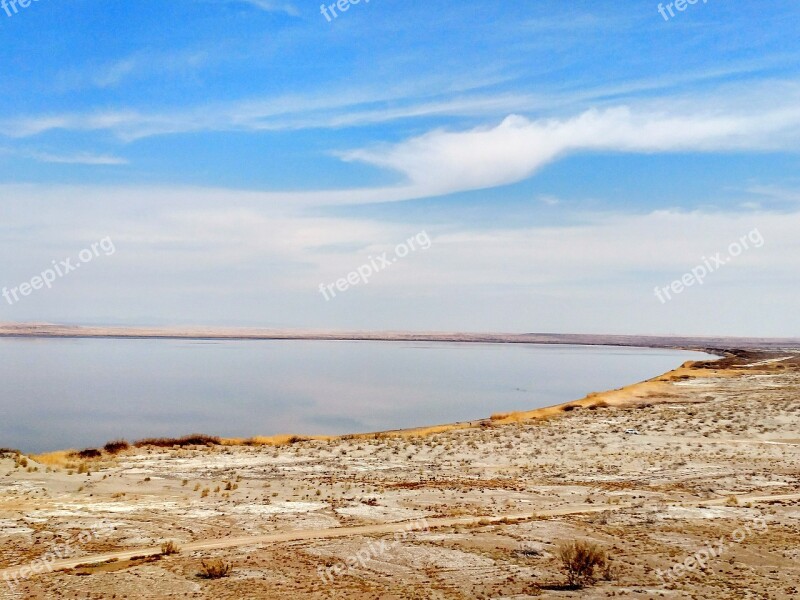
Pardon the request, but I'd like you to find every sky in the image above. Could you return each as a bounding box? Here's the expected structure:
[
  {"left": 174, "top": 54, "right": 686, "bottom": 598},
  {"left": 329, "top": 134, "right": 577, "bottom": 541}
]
[{"left": 0, "top": 0, "right": 799, "bottom": 336}]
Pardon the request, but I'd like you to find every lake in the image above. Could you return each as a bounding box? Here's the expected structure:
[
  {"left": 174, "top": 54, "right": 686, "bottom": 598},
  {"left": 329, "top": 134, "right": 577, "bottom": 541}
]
[{"left": 0, "top": 339, "right": 715, "bottom": 452}]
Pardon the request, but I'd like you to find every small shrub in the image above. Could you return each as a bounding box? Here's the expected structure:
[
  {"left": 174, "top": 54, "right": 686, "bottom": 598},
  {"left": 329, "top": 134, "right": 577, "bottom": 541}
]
[
  {"left": 74, "top": 448, "right": 102, "bottom": 460},
  {"left": 557, "top": 540, "right": 607, "bottom": 589},
  {"left": 104, "top": 440, "right": 130, "bottom": 454},
  {"left": 199, "top": 559, "right": 232, "bottom": 579},
  {"left": 161, "top": 541, "right": 181, "bottom": 555}
]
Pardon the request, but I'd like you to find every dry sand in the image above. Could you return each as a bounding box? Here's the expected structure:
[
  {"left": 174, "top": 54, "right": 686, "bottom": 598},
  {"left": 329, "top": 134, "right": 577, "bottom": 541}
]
[{"left": 0, "top": 331, "right": 798, "bottom": 599}]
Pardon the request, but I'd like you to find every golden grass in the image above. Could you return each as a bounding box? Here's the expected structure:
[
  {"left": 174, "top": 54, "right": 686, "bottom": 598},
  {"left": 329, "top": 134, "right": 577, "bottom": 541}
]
[
  {"left": 30, "top": 450, "right": 76, "bottom": 467},
  {"left": 220, "top": 434, "right": 333, "bottom": 447}
]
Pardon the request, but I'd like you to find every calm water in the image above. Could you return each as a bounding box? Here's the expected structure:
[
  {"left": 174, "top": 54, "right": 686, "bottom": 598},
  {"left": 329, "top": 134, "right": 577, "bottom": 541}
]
[{"left": 0, "top": 339, "right": 715, "bottom": 452}]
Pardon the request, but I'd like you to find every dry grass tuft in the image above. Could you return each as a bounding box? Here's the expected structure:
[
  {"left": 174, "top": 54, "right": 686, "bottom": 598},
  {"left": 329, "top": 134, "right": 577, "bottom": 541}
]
[
  {"left": 199, "top": 559, "right": 232, "bottom": 579},
  {"left": 160, "top": 540, "right": 181, "bottom": 555}
]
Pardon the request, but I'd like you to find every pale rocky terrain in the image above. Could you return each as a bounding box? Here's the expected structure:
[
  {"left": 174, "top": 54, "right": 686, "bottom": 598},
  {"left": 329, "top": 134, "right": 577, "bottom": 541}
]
[{"left": 0, "top": 348, "right": 799, "bottom": 599}]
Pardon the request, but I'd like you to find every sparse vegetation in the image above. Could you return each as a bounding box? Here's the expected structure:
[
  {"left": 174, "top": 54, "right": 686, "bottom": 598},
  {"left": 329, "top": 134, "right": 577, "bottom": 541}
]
[{"left": 133, "top": 434, "right": 221, "bottom": 448}]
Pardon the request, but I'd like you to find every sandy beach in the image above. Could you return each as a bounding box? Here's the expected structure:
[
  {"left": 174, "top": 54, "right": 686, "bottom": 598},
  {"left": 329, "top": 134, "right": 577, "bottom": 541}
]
[{"left": 0, "top": 330, "right": 798, "bottom": 598}]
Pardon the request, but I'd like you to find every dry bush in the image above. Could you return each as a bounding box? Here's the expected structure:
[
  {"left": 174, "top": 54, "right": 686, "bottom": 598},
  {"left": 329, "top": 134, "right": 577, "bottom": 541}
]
[
  {"left": 199, "top": 559, "right": 232, "bottom": 579},
  {"left": 557, "top": 540, "right": 607, "bottom": 589},
  {"left": 73, "top": 448, "right": 102, "bottom": 460},
  {"left": 160, "top": 541, "right": 181, "bottom": 555},
  {"left": 103, "top": 439, "right": 130, "bottom": 454},
  {"left": 588, "top": 400, "right": 610, "bottom": 410},
  {"left": 134, "top": 434, "right": 220, "bottom": 448}
]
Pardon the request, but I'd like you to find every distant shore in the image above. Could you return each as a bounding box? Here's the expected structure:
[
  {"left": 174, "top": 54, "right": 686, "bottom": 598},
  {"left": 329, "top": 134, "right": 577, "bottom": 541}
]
[{"left": 2, "top": 322, "right": 800, "bottom": 352}]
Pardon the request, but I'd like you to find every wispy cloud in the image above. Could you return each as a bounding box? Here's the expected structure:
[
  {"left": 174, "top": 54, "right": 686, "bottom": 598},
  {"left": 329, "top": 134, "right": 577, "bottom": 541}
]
[
  {"left": 213, "top": 0, "right": 299, "bottom": 16},
  {"left": 0, "top": 148, "right": 128, "bottom": 166},
  {"left": 743, "top": 185, "right": 800, "bottom": 209},
  {"left": 27, "top": 151, "right": 128, "bottom": 165},
  {"left": 53, "top": 50, "right": 211, "bottom": 92},
  {"left": 0, "top": 88, "right": 533, "bottom": 141}
]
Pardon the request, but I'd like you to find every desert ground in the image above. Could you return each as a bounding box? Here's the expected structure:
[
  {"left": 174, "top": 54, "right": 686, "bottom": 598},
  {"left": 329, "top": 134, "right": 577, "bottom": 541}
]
[{"left": 1, "top": 341, "right": 799, "bottom": 599}]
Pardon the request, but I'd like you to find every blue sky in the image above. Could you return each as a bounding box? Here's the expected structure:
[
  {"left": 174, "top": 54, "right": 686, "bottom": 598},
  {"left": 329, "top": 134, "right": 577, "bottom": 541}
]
[{"left": 1, "top": 0, "right": 799, "bottom": 335}]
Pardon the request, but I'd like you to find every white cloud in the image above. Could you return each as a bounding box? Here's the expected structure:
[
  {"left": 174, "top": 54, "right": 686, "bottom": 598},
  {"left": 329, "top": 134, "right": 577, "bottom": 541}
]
[{"left": 343, "top": 95, "right": 800, "bottom": 198}]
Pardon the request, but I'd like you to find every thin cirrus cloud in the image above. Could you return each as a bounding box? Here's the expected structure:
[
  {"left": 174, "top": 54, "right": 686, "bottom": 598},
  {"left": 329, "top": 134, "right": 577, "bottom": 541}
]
[
  {"left": 0, "top": 85, "right": 536, "bottom": 141},
  {"left": 27, "top": 151, "right": 129, "bottom": 166},
  {"left": 53, "top": 51, "right": 212, "bottom": 92},
  {"left": 0, "top": 148, "right": 128, "bottom": 166}
]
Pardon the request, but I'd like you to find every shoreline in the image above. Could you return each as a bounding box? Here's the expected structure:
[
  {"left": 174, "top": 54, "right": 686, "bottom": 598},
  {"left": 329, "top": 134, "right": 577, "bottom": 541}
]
[{"left": 5, "top": 322, "right": 798, "bottom": 454}]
